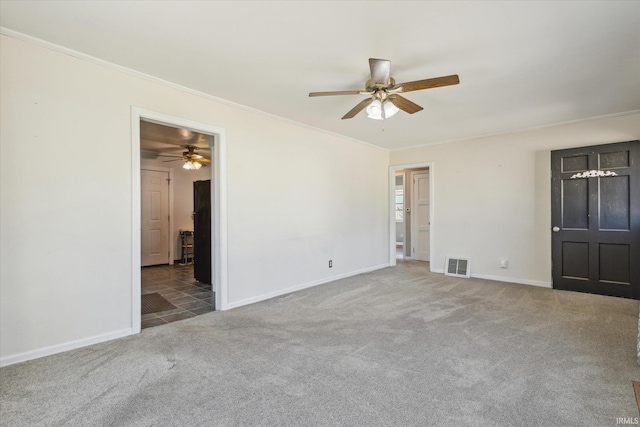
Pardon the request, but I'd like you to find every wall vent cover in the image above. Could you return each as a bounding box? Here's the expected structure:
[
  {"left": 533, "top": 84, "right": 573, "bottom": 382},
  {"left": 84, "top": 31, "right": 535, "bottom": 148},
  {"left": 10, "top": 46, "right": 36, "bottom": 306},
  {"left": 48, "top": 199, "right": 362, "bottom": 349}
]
[{"left": 445, "top": 257, "right": 471, "bottom": 278}]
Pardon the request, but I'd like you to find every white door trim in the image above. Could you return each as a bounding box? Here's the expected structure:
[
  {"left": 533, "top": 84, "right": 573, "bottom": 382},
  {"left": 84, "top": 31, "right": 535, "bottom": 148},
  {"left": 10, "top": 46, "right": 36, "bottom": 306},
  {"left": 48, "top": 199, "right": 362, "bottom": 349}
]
[
  {"left": 131, "top": 107, "right": 228, "bottom": 334},
  {"left": 388, "top": 162, "right": 434, "bottom": 269},
  {"left": 141, "top": 166, "right": 175, "bottom": 265}
]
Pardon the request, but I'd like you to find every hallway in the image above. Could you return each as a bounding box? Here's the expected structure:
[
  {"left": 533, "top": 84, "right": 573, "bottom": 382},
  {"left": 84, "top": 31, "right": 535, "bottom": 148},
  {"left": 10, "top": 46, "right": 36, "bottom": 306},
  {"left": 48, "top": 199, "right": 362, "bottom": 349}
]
[{"left": 141, "top": 264, "right": 214, "bottom": 329}]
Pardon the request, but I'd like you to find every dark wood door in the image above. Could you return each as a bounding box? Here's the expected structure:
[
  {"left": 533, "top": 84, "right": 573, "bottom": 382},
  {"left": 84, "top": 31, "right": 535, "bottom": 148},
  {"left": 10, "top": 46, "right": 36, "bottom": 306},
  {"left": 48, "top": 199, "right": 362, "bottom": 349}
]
[
  {"left": 193, "top": 179, "right": 211, "bottom": 285},
  {"left": 551, "top": 140, "right": 640, "bottom": 299}
]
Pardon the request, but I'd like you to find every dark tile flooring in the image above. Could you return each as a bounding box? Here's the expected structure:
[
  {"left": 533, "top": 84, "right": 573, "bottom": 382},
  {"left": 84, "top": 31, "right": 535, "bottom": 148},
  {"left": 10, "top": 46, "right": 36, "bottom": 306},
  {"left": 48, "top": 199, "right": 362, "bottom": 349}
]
[{"left": 141, "top": 263, "right": 215, "bottom": 329}]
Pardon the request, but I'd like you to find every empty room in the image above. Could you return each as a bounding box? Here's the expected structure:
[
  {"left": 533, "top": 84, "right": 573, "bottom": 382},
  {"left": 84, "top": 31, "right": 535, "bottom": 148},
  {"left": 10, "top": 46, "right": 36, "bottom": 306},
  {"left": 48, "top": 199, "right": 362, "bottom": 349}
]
[{"left": 1, "top": 1, "right": 639, "bottom": 426}]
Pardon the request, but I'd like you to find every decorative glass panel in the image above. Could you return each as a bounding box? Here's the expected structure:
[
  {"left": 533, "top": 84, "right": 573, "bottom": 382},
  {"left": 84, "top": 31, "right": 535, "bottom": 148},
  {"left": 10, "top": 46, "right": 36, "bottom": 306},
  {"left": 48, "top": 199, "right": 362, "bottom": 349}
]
[{"left": 395, "top": 188, "right": 404, "bottom": 222}]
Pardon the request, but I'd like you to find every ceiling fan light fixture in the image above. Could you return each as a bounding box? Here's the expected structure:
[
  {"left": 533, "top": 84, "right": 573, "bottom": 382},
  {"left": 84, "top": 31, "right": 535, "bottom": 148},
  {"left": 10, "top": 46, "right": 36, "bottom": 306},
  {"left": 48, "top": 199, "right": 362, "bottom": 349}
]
[
  {"left": 366, "top": 100, "right": 383, "bottom": 120},
  {"left": 183, "top": 160, "right": 202, "bottom": 170},
  {"left": 366, "top": 99, "right": 399, "bottom": 120},
  {"left": 384, "top": 101, "right": 400, "bottom": 119}
]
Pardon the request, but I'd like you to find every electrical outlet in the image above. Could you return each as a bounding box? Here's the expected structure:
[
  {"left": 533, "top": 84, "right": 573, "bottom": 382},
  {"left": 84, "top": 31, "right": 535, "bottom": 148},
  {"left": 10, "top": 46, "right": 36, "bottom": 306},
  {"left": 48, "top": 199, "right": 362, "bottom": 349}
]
[
  {"left": 329, "top": 260, "right": 333, "bottom": 268},
  {"left": 500, "top": 259, "right": 508, "bottom": 269}
]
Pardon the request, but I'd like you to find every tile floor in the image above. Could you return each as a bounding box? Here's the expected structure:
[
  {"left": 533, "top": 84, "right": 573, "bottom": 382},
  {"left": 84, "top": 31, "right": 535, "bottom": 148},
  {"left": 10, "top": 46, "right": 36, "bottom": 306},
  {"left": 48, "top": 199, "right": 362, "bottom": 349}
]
[{"left": 141, "top": 263, "right": 215, "bottom": 329}]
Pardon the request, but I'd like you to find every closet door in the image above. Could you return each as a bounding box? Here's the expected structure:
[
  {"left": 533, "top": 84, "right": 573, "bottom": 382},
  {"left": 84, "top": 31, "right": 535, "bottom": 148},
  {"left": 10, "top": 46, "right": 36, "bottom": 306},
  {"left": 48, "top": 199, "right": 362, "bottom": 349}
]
[{"left": 193, "top": 180, "right": 212, "bottom": 284}]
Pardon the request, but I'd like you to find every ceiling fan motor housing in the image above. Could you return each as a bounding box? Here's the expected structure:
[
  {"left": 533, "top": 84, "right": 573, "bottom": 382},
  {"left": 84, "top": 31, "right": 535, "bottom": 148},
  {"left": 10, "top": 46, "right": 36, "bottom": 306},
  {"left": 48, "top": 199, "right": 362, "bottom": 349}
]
[{"left": 365, "top": 77, "right": 395, "bottom": 92}]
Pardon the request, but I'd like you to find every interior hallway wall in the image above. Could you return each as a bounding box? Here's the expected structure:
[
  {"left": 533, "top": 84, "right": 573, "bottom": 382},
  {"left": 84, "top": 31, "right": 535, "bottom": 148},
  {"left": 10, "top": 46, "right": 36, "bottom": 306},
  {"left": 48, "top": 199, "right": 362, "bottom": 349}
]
[{"left": 390, "top": 112, "right": 640, "bottom": 285}]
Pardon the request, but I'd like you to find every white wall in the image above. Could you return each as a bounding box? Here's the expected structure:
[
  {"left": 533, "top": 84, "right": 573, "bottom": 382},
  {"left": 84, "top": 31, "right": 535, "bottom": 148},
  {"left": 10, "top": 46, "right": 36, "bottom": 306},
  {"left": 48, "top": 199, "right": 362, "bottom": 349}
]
[
  {"left": 395, "top": 222, "right": 403, "bottom": 244},
  {"left": 140, "top": 157, "right": 210, "bottom": 259},
  {"left": 0, "top": 35, "right": 389, "bottom": 364},
  {"left": 390, "top": 113, "right": 640, "bottom": 286}
]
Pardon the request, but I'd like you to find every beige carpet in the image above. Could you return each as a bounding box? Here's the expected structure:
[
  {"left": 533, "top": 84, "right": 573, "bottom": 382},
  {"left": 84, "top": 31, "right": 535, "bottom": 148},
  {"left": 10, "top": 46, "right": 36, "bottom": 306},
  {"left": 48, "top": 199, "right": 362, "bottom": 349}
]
[{"left": 1, "top": 261, "right": 639, "bottom": 426}]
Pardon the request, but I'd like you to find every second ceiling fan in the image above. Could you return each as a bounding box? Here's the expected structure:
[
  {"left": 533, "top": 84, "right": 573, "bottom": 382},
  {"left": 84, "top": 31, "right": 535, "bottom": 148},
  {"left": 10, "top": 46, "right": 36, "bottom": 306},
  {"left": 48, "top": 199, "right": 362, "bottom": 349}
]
[
  {"left": 309, "top": 58, "right": 459, "bottom": 120},
  {"left": 162, "top": 145, "right": 211, "bottom": 170}
]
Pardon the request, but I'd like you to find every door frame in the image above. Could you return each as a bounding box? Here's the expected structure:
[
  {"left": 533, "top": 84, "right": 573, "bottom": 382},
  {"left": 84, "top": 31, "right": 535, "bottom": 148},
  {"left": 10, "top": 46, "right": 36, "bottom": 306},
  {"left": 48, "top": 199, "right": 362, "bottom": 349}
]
[
  {"left": 389, "top": 162, "right": 434, "bottom": 268},
  {"left": 131, "top": 107, "right": 228, "bottom": 334},
  {"left": 140, "top": 166, "right": 175, "bottom": 265}
]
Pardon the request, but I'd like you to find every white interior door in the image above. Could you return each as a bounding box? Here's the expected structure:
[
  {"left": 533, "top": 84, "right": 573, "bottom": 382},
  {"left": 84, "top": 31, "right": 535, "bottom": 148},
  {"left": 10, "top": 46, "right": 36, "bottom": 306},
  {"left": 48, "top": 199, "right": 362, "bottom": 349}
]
[
  {"left": 411, "top": 171, "right": 430, "bottom": 262},
  {"left": 141, "top": 169, "right": 169, "bottom": 266}
]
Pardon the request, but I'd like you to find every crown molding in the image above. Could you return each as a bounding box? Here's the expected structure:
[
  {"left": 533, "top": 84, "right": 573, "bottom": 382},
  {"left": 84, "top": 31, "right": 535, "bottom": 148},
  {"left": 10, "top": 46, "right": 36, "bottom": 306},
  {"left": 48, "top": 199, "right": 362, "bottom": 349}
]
[
  {"left": 0, "top": 27, "right": 388, "bottom": 153},
  {"left": 392, "top": 110, "right": 640, "bottom": 152}
]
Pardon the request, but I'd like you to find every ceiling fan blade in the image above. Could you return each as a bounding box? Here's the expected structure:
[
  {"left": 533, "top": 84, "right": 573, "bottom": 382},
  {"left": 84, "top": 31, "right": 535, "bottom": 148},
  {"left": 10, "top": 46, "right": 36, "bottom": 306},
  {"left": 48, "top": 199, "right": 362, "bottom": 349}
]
[
  {"left": 162, "top": 158, "right": 183, "bottom": 162},
  {"left": 309, "top": 90, "right": 366, "bottom": 97},
  {"left": 141, "top": 149, "right": 160, "bottom": 159},
  {"left": 198, "top": 158, "right": 211, "bottom": 163},
  {"left": 389, "top": 95, "right": 423, "bottom": 114},
  {"left": 392, "top": 75, "right": 460, "bottom": 93},
  {"left": 369, "top": 58, "right": 391, "bottom": 85},
  {"left": 342, "top": 98, "right": 374, "bottom": 120}
]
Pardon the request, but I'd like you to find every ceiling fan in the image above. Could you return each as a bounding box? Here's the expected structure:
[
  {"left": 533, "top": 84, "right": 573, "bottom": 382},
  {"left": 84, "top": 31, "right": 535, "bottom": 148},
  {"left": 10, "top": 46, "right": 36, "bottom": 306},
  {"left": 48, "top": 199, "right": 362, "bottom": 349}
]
[
  {"left": 162, "top": 145, "right": 211, "bottom": 170},
  {"left": 309, "top": 58, "right": 459, "bottom": 120}
]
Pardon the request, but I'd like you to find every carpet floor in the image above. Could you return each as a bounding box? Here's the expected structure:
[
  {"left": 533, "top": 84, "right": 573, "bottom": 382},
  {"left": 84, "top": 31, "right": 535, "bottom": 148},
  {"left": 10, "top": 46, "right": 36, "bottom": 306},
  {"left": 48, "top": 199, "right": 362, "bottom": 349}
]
[{"left": 1, "top": 261, "right": 638, "bottom": 426}]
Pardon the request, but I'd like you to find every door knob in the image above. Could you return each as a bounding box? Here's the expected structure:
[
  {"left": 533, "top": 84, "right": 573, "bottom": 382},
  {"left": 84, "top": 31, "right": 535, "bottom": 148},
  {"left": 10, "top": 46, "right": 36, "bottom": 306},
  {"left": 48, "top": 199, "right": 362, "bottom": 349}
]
[{"left": 552, "top": 226, "right": 560, "bottom": 232}]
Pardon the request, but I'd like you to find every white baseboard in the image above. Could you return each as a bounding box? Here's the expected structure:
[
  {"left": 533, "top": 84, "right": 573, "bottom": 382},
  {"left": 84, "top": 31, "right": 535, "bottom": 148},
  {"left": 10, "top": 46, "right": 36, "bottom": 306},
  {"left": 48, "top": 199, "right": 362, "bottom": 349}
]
[
  {"left": 430, "top": 267, "right": 551, "bottom": 288},
  {"left": 227, "top": 263, "right": 390, "bottom": 309},
  {"left": 0, "top": 328, "right": 133, "bottom": 368},
  {"left": 471, "top": 273, "right": 552, "bottom": 288}
]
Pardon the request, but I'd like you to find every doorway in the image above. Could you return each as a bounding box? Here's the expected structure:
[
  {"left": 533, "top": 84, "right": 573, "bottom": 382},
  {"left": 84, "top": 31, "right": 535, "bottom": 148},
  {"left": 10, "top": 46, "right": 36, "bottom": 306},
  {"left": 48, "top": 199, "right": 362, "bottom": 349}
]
[
  {"left": 132, "top": 108, "right": 228, "bottom": 333},
  {"left": 551, "top": 140, "right": 639, "bottom": 299},
  {"left": 139, "top": 122, "right": 213, "bottom": 328},
  {"left": 389, "top": 163, "right": 433, "bottom": 267}
]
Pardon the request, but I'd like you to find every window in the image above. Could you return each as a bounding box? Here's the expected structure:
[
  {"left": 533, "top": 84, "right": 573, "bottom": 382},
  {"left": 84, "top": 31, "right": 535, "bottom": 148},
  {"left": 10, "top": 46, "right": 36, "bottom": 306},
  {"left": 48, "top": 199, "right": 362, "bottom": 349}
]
[{"left": 395, "top": 187, "right": 404, "bottom": 222}]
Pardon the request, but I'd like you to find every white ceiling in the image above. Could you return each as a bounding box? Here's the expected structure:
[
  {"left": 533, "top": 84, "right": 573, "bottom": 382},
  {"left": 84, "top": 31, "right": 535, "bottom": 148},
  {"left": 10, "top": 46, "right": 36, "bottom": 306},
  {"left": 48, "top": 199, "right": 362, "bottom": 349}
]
[{"left": 1, "top": 1, "right": 639, "bottom": 151}]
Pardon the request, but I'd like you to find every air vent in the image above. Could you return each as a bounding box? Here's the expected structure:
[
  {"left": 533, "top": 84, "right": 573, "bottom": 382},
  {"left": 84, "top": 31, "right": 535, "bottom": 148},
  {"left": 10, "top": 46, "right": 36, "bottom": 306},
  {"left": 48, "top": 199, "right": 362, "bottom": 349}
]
[{"left": 445, "top": 257, "right": 471, "bottom": 278}]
